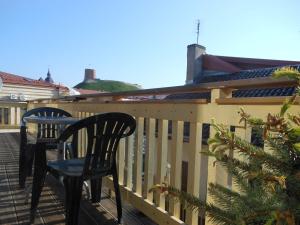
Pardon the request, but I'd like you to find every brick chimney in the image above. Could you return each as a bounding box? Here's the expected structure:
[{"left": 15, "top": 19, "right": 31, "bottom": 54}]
[
  {"left": 186, "top": 44, "right": 206, "bottom": 84},
  {"left": 84, "top": 69, "right": 96, "bottom": 81}
]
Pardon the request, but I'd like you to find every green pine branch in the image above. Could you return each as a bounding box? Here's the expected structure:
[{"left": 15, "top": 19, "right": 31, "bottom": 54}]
[{"left": 150, "top": 67, "right": 300, "bottom": 225}]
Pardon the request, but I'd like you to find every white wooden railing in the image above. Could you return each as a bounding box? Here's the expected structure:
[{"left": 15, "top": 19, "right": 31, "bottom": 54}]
[
  {"left": 0, "top": 102, "right": 27, "bottom": 130},
  {"left": 24, "top": 77, "right": 299, "bottom": 225}
]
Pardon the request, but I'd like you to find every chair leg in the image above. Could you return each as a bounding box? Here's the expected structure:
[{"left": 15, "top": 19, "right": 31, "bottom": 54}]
[
  {"left": 30, "top": 143, "right": 47, "bottom": 223},
  {"left": 26, "top": 144, "right": 35, "bottom": 176},
  {"left": 112, "top": 169, "right": 122, "bottom": 224},
  {"left": 19, "top": 144, "right": 35, "bottom": 188},
  {"left": 91, "top": 178, "right": 102, "bottom": 203},
  {"left": 63, "top": 177, "right": 83, "bottom": 225}
]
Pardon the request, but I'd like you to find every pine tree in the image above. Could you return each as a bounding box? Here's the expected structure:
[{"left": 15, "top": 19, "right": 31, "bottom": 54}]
[{"left": 150, "top": 67, "right": 300, "bottom": 225}]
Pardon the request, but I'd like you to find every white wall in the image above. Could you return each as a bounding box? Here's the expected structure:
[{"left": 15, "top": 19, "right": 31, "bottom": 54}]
[{"left": 0, "top": 84, "right": 65, "bottom": 101}]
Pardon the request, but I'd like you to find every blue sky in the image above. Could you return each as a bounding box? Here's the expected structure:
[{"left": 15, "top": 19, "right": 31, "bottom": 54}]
[{"left": 0, "top": 0, "right": 299, "bottom": 89}]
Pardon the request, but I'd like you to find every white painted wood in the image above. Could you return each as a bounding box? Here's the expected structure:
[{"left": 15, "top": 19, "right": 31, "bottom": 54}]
[
  {"left": 144, "top": 118, "right": 155, "bottom": 201},
  {"left": 125, "top": 135, "right": 134, "bottom": 190},
  {"left": 233, "top": 127, "right": 251, "bottom": 192},
  {"left": 155, "top": 119, "right": 168, "bottom": 208},
  {"left": 104, "top": 176, "right": 185, "bottom": 225},
  {"left": 169, "top": 120, "right": 183, "bottom": 218},
  {"left": 16, "top": 107, "right": 21, "bottom": 125},
  {"left": 133, "top": 117, "right": 144, "bottom": 196},
  {"left": 186, "top": 122, "right": 202, "bottom": 225},
  {"left": 205, "top": 127, "right": 217, "bottom": 225},
  {"left": 10, "top": 107, "right": 14, "bottom": 125},
  {"left": 117, "top": 138, "right": 126, "bottom": 185},
  {"left": 0, "top": 84, "right": 61, "bottom": 101},
  {"left": 24, "top": 91, "right": 300, "bottom": 225}
]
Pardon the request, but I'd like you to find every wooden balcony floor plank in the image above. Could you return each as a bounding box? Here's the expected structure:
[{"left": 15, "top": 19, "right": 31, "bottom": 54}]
[
  {"left": 0, "top": 133, "right": 157, "bottom": 225},
  {"left": 4, "top": 162, "right": 46, "bottom": 225},
  {"left": 0, "top": 164, "right": 19, "bottom": 225}
]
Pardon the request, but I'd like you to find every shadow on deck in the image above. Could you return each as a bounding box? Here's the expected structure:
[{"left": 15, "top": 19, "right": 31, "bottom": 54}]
[{"left": 0, "top": 133, "right": 157, "bottom": 225}]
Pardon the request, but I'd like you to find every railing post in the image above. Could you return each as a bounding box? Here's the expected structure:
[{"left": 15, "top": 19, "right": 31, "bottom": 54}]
[{"left": 211, "top": 88, "right": 232, "bottom": 103}]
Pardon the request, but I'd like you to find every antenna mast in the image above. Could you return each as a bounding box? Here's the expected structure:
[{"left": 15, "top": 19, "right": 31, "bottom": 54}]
[{"left": 196, "top": 20, "right": 200, "bottom": 44}]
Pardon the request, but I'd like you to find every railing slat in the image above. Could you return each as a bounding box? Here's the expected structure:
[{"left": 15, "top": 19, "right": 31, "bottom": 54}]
[
  {"left": 78, "top": 112, "right": 84, "bottom": 157},
  {"left": 16, "top": 107, "right": 20, "bottom": 125},
  {"left": 155, "top": 119, "right": 168, "bottom": 208},
  {"left": 133, "top": 117, "right": 144, "bottom": 196},
  {"left": 186, "top": 122, "right": 203, "bottom": 225},
  {"left": 117, "top": 138, "right": 126, "bottom": 185},
  {"left": 125, "top": 135, "right": 134, "bottom": 190},
  {"left": 205, "top": 127, "right": 217, "bottom": 225},
  {"left": 233, "top": 127, "right": 251, "bottom": 191},
  {"left": 1, "top": 108, "right": 4, "bottom": 125},
  {"left": 10, "top": 107, "right": 14, "bottom": 125},
  {"left": 169, "top": 120, "right": 183, "bottom": 218},
  {"left": 144, "top": 118, "right": 155, "bottom": 201}
]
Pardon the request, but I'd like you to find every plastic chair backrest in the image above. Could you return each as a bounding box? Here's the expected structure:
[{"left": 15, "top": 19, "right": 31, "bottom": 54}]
[
  {"left": 58, "top": 112, "right": 136, "bottom": 179},
  {"left": 21, "top": 107, "right": 72, "bottom": 139}
]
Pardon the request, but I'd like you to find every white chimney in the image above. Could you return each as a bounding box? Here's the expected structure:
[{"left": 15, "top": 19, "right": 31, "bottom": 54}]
[{"left": 186, "top": 44, "right": 206, "bottom": 84}]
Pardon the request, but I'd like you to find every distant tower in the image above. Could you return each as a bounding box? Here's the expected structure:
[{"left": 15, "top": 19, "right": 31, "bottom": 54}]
[
  {"left": 84, "top": 68, "right": 96, "bottom": 81},
  {"left": 45, "top": 69, "right": 54, "bottom": 83}
]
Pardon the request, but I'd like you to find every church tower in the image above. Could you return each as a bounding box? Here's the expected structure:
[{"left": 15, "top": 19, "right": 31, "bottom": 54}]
[{"left": 45, "top": 69, "right": 54, "bottom": 83}]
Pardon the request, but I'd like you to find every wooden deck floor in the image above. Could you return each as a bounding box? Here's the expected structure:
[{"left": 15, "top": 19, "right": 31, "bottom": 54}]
[{"left": 0, "top": 133, "right": 157, "bottom": 225}]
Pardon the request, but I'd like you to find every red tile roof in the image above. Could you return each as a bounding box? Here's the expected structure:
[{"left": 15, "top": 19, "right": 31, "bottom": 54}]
[
  {"left": 202, "top": 55, "right": 240, "bottom": 73},
  {"left": 0, "top": 71, "right": 68, "bottom": 90},
  {"left": 203, "top": 55, "right": 300, "bottom": 71}
]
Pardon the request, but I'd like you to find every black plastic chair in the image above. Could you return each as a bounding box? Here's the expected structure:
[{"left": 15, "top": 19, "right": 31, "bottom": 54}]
[
  {"left": 31, "top": 112, "right": 136, "bottom": 225},
  {"left": 19, "top": 107, "right": 72, "bottom": 188}
]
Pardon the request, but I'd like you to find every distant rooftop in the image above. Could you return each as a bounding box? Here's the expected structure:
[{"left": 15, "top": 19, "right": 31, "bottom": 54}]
[
  {"left": 202, "top": 54, "right": 300, "bottom": 72},
  {"left": 0, "top": 71, "right": 68, "bottom": 90},
  {"left": 169, "top": 44, "right": 300, "bottom": 100}
]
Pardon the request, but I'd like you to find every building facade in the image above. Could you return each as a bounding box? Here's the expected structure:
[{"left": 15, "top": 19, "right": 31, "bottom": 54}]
[{"left": 0, "top": 70, "right": 69, "bottom": 101}]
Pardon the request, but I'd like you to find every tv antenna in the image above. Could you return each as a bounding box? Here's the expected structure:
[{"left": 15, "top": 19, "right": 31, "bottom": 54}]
[{"left": 196, "top": 20, "right": 200, "bottom": 44}]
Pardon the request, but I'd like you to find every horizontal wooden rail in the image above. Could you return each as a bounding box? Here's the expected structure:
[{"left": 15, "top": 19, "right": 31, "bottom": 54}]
[{"left": 29, "top": 77, "right": 296, "bottom": 103}]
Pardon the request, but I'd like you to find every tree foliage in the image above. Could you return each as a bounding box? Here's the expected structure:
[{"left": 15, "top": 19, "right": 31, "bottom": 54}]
[{"left": 74, "top": 79, "right": 141, "bottom": 92}]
